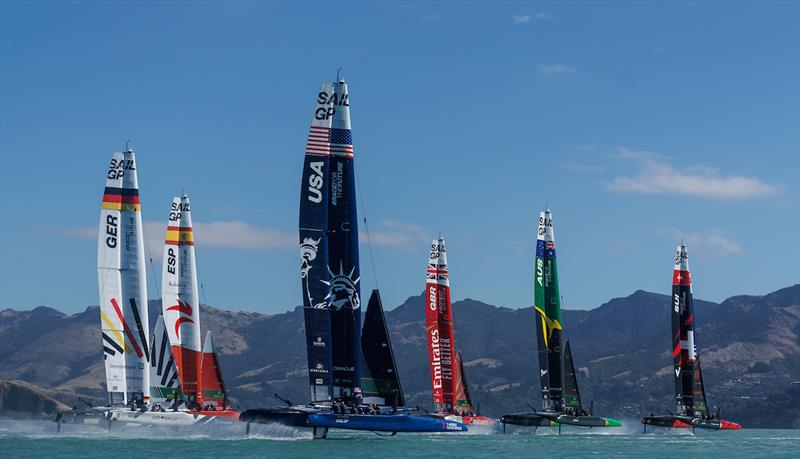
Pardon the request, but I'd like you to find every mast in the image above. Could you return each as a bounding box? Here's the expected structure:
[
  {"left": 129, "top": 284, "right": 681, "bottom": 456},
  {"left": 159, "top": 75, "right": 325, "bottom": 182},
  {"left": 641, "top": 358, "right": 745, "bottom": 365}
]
[
  {"left": 425, "top": 237, "right": 455, "bottom": 413},
  {"left": 534, "top": 209, "right": 563, "bottom": 410},
  {"left": 161, "top": 195, "right": 203, "bottom": 407},
  {"left": 325, "top": 78, "right": 361, "bottom": 402},
  {"left": 360, "top": 290, "right": 404, "bottom": 407},
  {"left": 98, "top": 148, "right": 150, "bottom": 405},
  {"left": 300, "top": 82, "right": 335, "bottom": 402},
  {"left": 672, "top": 243, "right": 698, "bottom": 416}
]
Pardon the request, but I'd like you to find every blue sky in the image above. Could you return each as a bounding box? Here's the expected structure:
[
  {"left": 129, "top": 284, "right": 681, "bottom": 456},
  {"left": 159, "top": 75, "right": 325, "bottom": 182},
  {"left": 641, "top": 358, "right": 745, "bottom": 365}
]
[{"left": 1, "top": 1, "right": 798, "bottom": 315}]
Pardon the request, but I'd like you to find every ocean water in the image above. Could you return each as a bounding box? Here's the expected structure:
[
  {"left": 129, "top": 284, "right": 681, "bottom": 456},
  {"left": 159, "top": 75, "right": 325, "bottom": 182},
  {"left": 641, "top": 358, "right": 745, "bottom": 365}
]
[{"left": 0, "top": 420, "right": 797, "bottom": 459}]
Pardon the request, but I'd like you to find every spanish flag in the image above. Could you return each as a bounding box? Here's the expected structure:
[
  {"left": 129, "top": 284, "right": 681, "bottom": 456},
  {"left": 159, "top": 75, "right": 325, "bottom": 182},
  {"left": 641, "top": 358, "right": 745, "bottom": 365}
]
[{"left": 165, "top": 226, "right": 194, "bottom": 246}]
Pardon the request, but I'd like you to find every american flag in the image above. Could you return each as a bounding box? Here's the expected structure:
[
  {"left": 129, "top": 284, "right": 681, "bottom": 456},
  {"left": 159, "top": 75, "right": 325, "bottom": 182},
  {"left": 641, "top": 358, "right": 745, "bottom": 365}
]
[
  {"left": 305, "top": 126, "right": 331, "bottom": 156},
  {"left": 304, "top": 126, "right": 354, "bottom": 158},
  {"left": 329, "top": 128, "right": 354, "bottom": 157}
]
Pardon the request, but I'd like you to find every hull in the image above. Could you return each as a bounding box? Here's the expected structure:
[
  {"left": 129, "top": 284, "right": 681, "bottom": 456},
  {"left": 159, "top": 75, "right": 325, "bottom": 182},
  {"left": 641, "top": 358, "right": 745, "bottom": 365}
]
[
  {"left": 307, "top": 413, "right": 467, "bottom": 433},
  {"left": 239, "top": 407, "right": 316, "bottom": 427},
  {"left": 429, "top": 413, "right": 496, "bottom": 426},
  {"left": 642, "top": 415, "right": 741, "bottom": 430},
  {"left": 641, "top": 415, "right": 692, "bottom": 429},
  {"left": 552, "top": 413, "right": 622, "bottom": 427},
  {"left": 500, "top": 412, "right": 556, "bottom": 427},
  {"left": 57, "top": 407, "right": 238, "bottom": 427}
]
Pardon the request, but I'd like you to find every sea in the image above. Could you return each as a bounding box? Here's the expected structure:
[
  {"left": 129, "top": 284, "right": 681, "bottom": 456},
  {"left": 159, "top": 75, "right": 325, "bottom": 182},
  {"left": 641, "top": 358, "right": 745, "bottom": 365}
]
[{"left": 0, "top": 420, "right": 797, "bottom": 459}]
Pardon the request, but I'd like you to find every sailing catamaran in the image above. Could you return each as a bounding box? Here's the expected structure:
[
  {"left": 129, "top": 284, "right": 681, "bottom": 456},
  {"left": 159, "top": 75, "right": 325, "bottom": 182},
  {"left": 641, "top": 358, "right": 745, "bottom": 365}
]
[
  {"left": 641, "top": 243, "right": 741, "bottom": 431},
  {"left": 239, "top": 78, "right": 466, "bottom": 438},
  {"left": 57, "top": 148, "right": 153, "bottom": 427},
  {"left": 57, "top": 155, "right": 237, "bottom": 428},
  {"left": 500, "top": 209, "right": 621, "bottom": 432},
  {"left": 158, "top": 194, "right": 239, "bottom": 421},
  {"left": 425, "top": 237, "right": 494, "bottom": 426}
]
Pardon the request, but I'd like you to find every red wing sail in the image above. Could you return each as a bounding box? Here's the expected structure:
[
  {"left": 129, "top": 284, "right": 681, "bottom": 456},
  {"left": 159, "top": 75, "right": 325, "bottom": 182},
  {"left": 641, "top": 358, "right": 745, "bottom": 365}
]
[
  {"left": 453, "top": 350, "right": 474, "bottom": 414},
  {"left": 200, "top": 331, "right": 229, "bottom": 409},
  {"left": 425, "top": 237, "right": 458, "bottom": 413}
]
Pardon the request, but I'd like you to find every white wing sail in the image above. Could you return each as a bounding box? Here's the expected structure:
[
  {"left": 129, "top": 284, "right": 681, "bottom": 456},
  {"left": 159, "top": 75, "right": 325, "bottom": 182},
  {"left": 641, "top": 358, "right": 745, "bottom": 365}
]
[
  {"left": 149, "top": 315, "right": 183, "bottom": 406},
  {"left": 98, "top": 149, "right": 150, "bottom": 403},
  {"left": 161, "top": 194, "right": 203, "bottom": 406}
]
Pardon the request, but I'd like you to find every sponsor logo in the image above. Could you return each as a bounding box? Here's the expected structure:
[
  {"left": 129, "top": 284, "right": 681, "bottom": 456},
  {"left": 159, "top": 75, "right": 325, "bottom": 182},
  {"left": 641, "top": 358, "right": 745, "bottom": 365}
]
[
  {"left": 540, "top": 369, "right": 548, "bottom": 377},
  {"left": 673, "top": 293, "right": 681, "bottom": 313},
  {"left": 335, "top": 418, "right": 349, "bottom": 424},
  {"left": 312, "top": 337, "right": 326, "bottom": 347},
  {"left": 105, "top": 215, "right": 118, "bottom": 248},
  {"left": 330, "top": 162, "right": 344, "bottom": 206},
  {"left": 307, "top": 161, "right": 324, "bottom": 203},
  {"left": 314, "top": 90, "right": 349, "bottom": 120},
  {"left": 445, "top": 422, "right": 463, "bottom": 431},
  {"left": 430, "top": 329, "right": 442, "bottom": 389},
  {"left": 169, "top": 200, "right": 190, "bottom": 221},
  {"left": 107, "top": 157, "right": 135, "bottom": 180}
]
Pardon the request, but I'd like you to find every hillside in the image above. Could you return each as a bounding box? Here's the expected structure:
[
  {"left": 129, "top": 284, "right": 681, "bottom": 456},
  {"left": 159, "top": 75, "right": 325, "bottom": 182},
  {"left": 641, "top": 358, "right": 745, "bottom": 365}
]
[{"left": 1, "top": 285, "right": 798, "bottom": 427}]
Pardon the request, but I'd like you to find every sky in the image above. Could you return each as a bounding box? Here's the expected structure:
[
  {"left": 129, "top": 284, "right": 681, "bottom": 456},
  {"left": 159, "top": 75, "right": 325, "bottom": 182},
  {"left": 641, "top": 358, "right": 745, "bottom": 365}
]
[{"left": 1, "top": 1, "right": 798, "bottom": 315}]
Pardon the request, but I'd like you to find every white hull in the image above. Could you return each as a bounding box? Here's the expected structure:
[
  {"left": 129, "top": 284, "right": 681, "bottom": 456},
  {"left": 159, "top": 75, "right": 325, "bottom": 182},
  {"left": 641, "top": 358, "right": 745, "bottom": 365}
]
[{"left": 59, "top": 408, "right": 230, "bottom": 428}]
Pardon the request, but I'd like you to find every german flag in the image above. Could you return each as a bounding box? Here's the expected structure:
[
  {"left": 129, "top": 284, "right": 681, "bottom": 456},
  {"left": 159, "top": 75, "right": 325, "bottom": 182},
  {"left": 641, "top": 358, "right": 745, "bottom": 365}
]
[
  {"left": 165, "top": 226, "right": 194, "bottom": 246},
  {"left": 102, "top": 187, "right": 141, "bottom": 211}
]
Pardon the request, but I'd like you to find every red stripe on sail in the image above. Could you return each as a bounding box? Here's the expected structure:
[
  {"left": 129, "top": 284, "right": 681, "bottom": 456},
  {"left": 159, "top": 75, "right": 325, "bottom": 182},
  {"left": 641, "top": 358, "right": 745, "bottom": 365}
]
[
  {"left": 110, "top": 298, "right": 144, "bottom": 358},
  {"left": 672, "top": 270, "right": 691, "bottom": 286}
]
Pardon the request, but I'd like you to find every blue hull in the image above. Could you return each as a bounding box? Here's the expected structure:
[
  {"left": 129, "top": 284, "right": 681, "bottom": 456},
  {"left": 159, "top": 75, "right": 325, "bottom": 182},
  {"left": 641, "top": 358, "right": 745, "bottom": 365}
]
[{"left": 307, "top": 413, "right": 467, "bottom": 433}]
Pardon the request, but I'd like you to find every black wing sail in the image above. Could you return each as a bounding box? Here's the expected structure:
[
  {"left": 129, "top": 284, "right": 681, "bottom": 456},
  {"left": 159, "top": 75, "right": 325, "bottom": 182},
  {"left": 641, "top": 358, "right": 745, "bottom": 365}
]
[
  {"left": 692, "top": 358, "right": 709, "bottom": 417},
  {"left": 326, "top": 80, "right": 362, "bottom": 401},
  {"left": 360, "top": 290, "right": 404, "bottom": 407},
  {"left": 300, "top": 83, "right": 335, "bottom": 402},
  {"left": 562, "top": 339, "right": 583, "bottom": 411}
]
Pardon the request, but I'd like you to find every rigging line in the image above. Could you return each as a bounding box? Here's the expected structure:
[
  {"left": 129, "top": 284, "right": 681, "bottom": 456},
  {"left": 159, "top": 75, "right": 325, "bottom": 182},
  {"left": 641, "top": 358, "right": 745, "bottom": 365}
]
[{"left": 353, "top": 159, "right": 380, "bottom": 291}]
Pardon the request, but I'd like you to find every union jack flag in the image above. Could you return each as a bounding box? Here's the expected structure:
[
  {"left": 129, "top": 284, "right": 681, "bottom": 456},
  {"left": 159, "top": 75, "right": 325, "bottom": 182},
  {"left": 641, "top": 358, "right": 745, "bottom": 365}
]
[
  {"left": 545, "top": 241, "right": 556, "bottom": 249},
  {"left": 427, "top": 264, "right": 449, "bottom": 281}
]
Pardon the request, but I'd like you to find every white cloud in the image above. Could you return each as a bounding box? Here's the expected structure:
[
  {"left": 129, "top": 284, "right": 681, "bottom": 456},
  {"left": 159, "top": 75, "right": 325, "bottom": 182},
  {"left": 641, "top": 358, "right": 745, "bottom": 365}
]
[
  {"left": 537, "top": 64, "right": 575, "bottom": 75},
  {"left": 662, "top": 228, "right": 743, "bottom": 256},
  {"left": 512, "top": 14, "right": 531, "bottom": 24},
  {"left": 360, "top": 219, "right": 430, "bottom": 251},
  {"left": 62, "top": 220, "right": 296, "bottom": 255},
  {"left": 513, "top": 12, "right": 553, "bottom": 23},
  {"left": 607, "top": 148, "right": 777, "bottom": 199}
]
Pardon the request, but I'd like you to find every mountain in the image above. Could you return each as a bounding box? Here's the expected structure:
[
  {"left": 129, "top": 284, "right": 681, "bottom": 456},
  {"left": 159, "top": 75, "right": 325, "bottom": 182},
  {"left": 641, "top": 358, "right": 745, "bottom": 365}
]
[
  {"left": 0, "top": 380, "right": 70, "bottom": 419},
  {"left": 1, "top": 285, "right": 798, "bottom": 428}
]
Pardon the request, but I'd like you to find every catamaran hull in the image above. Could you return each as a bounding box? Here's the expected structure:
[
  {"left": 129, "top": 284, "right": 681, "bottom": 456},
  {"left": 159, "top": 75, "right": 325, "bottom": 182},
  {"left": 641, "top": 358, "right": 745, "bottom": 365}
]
[
  {"left": 239, "top": 408, "right": 313, "bottom": 427},
  {"left": 642, "top": 415, "right": 740, "bottom": 430},
  {"left": 641, "top": 415, "right": 692, "bottom": 429},
  {"left": 500, "top": 412, "right": 556, "bottom": 427},
  {"left": 57, "top": 408, "right": 239, "bottom": 428},
  {"left": 307, "top": 413, "right": 467, "bottom": 433},
  {"left": 553, "top": 414, "right": 621, "bottom": 427}
]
